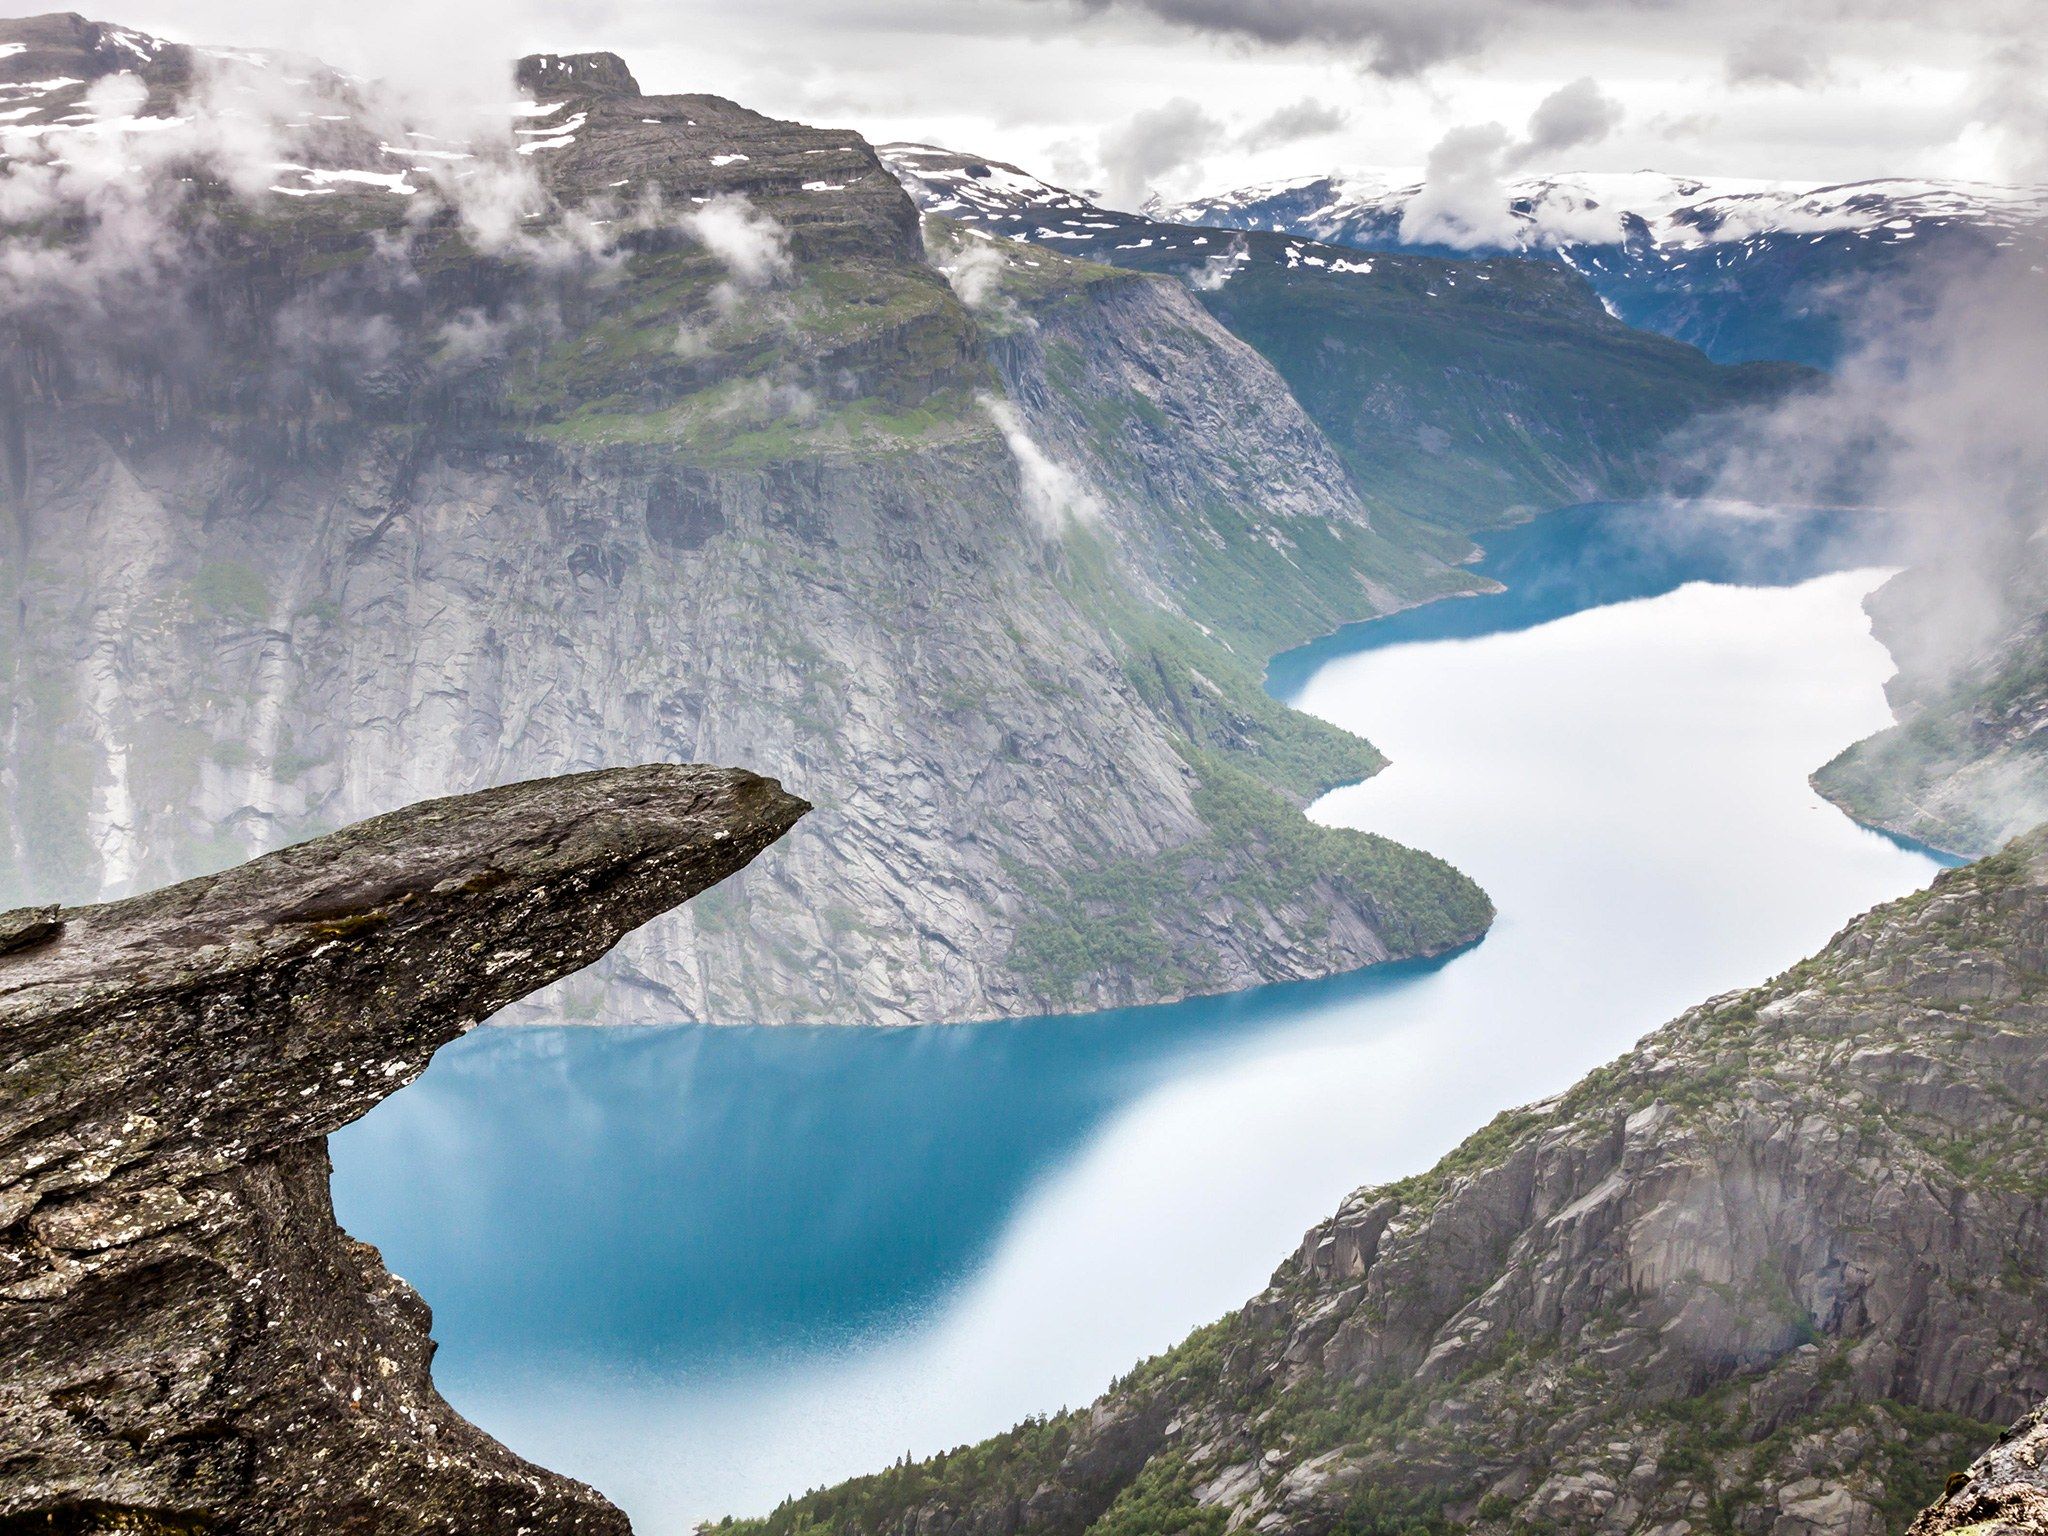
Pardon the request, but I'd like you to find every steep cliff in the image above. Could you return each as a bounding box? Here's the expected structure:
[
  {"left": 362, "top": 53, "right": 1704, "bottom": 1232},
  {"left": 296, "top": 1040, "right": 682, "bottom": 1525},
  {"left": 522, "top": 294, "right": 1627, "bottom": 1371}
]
[
  {"left": 0, "top": 20, "right": 1504, "bottom": 1024},
  {"left": 735, "top": 830, "right": 2048, "bottom": 1536},
  {"left": 1814, "top": 560, "right": 2048, "bottom": 859},
  {"left": 0, "top": 762, "right": 805, "bottom": 1533}
]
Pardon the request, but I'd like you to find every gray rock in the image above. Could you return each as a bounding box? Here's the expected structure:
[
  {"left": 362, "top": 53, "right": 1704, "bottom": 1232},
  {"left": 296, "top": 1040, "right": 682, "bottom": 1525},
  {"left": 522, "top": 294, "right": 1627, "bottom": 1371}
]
[
  {"left": 1909, "top": 1398, "right": 2048, "bottom": 1536},
  {"left": 0, "top": 762, "right": 805, "bottom": 1533}
]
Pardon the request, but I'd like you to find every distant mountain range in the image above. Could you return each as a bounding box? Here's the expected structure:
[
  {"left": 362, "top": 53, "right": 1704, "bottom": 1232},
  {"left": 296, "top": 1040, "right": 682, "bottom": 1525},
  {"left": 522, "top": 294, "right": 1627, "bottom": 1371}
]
[
  {"left": 882, "top": 143, "right": 1806, "bottom": 531},
  {"left": 1160, "top": 171, "right": 2047, "bottom": 367},
  {"left": 878, "top": 144, "right": 2044, "bottom": 369}
]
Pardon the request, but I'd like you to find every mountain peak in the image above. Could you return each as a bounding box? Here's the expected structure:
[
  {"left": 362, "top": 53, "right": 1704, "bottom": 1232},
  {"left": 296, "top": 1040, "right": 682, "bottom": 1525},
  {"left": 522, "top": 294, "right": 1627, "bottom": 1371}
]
[{"left": 515, "top": 49, "right": 641, "bottom": 99}]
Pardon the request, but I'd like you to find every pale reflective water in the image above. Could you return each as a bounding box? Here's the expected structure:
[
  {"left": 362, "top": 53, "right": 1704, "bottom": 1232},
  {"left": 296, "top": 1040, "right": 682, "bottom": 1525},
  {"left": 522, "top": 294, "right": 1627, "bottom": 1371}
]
[{"left": 331, "top": 504, "right": 1944, "bottom": 1534}]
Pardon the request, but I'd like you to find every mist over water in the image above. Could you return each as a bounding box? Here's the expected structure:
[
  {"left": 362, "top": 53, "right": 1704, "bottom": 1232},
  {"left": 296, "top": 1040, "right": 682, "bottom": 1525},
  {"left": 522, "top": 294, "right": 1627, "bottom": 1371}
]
[{"left": 331, "top": 504, "right": 1944, "bottom": 1535}]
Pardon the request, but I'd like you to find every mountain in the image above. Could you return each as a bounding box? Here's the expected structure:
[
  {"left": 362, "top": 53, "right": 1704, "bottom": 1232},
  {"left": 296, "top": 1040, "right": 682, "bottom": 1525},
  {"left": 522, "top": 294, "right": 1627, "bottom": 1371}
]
[
  {"left": 0, "top": 17, "right": 1504, "bottom": 1025},
  {"left": 0, "top": 20, "right": 1795, "bottom": 1026},
  {"left": 1157, "top": 172, "right": 2048, "bottom": 369},
  {"left": 0, "top": 764, "right": 800, "bottom": 1533},
  {"left": 735, "top": 827, "right": 2048, "bottom": 1536},
  {"left": 884, "top": 145, "right": 1809, "bottom": 531}
]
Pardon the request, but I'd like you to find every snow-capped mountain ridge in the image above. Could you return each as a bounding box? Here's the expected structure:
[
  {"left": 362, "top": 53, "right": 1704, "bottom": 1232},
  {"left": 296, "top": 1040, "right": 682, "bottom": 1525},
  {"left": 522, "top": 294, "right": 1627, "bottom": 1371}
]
[
  {"left": 1152, "top": 168, "right": 2045, "bottom": 367},
  {"left": 1160, "top": 170, "right": 2047, "bottom": 254}
]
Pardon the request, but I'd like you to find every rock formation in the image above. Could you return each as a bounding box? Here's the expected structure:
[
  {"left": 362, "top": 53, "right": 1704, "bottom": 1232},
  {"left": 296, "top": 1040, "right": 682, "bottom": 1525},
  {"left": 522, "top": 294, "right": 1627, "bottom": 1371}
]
[
  {"left": 1911, "top": 1398, "right": 2048, "bottom": 1536},
  {"left": 737, "top": 829, "right": 2048, "bottom": 1536},
  {"left": 0, "top": 763, "right": 805, "bottom": 1533}
]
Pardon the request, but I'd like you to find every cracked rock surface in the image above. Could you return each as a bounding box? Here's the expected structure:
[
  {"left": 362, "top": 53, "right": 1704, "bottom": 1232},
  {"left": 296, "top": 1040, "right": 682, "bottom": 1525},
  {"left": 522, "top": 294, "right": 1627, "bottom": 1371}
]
[{"left": 0, "top": 762, "right": 805, "bottom": 1533}]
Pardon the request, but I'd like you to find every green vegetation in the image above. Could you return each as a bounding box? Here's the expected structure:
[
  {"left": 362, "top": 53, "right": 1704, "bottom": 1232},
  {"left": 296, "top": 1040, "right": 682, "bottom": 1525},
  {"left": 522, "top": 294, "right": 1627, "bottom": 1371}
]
[
  {"left": 190, "top": 561, "right": 270, "bottom": 624},
  {"left": 1073, "top": 229, "right": 1806, "bottom": 533},
  {"left": 503, "top": 243, "right": 991, "bottom": 459},
  {"left": 1008, "top": 747, "right": 1491, "bottom": 1008},
  {"left": 1813, "top": 617, "right": 2048, "bottom": 858}
]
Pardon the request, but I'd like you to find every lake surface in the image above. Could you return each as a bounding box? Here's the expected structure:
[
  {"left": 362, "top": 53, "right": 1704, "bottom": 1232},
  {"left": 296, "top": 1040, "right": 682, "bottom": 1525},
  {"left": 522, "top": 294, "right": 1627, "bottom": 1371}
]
[{"left": 331, "top": 502, "right": 1944, "bottom": 1534}]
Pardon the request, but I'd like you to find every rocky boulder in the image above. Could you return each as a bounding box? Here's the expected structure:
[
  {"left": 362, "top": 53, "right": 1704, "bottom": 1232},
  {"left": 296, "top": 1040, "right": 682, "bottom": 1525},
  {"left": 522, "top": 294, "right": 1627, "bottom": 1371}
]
[{"left": 0, "top": 763, "right": 806, "bottom": 1533}]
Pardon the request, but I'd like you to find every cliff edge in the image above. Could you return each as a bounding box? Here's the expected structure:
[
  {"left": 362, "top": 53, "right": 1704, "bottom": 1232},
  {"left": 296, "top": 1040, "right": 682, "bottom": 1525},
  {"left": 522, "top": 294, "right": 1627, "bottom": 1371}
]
[{"left": 0, "top": 763, "right": 806, "bottom": 1533}]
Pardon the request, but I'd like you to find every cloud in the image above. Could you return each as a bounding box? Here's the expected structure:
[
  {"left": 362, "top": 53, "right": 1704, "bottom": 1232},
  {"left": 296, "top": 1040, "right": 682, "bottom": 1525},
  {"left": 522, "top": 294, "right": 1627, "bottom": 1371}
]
[
  {"left": 1725, "top": 27, "right": 1828, "bottom": 88},
  {"left": 1187, "top": 233, "right": 1249, "bottom": 291},
  {"left": 1705, "top": 254, "right": 2048, "bottom": 677},
  {"left": 0, "top": 44, "right": 634, "bottom": 348},
  {"left": 1238, "top": 97, "right": 1349, "bottom": 153},
  {"left": 1969, "top": 37, "right": 2048, "bottom": 183},
  {"left": 1398, "top": 123, "right": 1520, "bottom": 247},
  {"left": 1097, "top": 96, "right": 1224, "bottom": 209},
  {"left": 1516, "top": 75, "right": 1623, "bottom": 165},
  {"left": 1060, "top": 0, "right": 1494, "bottom": 78},
  {"left": 978, "top": 392, "right": 1103, "bottom": 534},
  {"left": 1398, "top": 76, "right": 1624, "bottom": 249},
  {"left": 935, "top": 235, "right": 1012, "bottom": 310},
  {"left": 680, "top": 192, "right": 794, "bottom": 310},
  {"left": 1716, "top": 259, "right": 2048, "bottom": 536}
]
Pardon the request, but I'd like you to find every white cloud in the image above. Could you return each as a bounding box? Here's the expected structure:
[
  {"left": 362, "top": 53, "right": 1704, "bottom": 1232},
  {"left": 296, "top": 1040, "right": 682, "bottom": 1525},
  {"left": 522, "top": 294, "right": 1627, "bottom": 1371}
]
[
  {"left": 1096, "top": 96, "right": 1223, "bottom": 210},
  {"left": 979, "top": 392, "right": 1103, "bottom": 534},
  {"left": 936, "top": 237, "right": 1011, "bottom": 309},
  {"left": 680, "top": 192, "right": 794, "bottom": 310},
  {"left": 1399, "top": 77, "right": 1626, "bottom": 249}
]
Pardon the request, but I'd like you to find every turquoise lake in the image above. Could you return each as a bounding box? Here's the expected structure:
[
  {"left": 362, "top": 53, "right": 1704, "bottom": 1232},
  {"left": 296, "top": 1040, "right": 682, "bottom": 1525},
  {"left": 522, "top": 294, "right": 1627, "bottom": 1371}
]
[{"left": 330, "top": 501, "right": 1950, "bottom": 1533}]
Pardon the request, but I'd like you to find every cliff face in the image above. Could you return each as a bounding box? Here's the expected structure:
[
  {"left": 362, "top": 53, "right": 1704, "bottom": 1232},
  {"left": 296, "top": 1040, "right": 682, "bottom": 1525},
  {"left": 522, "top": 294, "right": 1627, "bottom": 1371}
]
[
  {"left": 0, "top": 22, "right": 1497, "bottom": 1025},
  {"left": 0, "top": 762, "right": 805, "bottom": 1532},
  {"left": 1814, "top": 560, "right": 2048, "bottom": 859},
  {"left": 738, "top": 830, "right": 2048, "bottom": 1536}
]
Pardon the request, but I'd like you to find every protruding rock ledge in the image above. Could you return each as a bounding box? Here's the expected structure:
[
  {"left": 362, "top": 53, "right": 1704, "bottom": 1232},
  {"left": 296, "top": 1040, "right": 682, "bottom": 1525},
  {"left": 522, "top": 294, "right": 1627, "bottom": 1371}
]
[{"left": 0, "top": 763, "right": 807, "bottom": 1534}]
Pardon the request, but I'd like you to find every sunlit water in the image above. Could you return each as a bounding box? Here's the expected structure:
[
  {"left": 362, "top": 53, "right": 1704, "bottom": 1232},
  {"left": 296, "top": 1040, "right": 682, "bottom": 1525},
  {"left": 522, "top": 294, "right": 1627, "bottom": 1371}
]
[{"left": 332, "top": 504, "right": 1945, "bottom": 1534}]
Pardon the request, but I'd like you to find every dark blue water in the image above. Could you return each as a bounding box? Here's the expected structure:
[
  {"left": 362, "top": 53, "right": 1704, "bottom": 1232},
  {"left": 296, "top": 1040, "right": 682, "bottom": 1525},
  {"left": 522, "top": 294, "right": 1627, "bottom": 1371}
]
[{"left": 330, "top": 951, "right": 1452, "bottom": 1370}]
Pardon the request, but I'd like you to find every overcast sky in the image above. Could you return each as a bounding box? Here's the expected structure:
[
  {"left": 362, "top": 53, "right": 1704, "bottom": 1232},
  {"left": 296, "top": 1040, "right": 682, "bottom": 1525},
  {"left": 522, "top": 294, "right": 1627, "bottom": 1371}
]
[{"left": 9, "top": 0, "right": 2043, "bottom": 207}]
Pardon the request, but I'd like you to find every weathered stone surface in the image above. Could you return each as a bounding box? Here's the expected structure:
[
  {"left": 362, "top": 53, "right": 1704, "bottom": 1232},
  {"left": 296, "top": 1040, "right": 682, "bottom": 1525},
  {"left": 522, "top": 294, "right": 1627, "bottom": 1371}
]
[
  {"left": 0, "top": 762, "right": 805, "bottom": 1533},
  {"left": 739, "top": 831, "right": 2048, "bottom": 1536},
  {"left": 1911, "top": 1399, "right": 2048, "bottom": 1536}
]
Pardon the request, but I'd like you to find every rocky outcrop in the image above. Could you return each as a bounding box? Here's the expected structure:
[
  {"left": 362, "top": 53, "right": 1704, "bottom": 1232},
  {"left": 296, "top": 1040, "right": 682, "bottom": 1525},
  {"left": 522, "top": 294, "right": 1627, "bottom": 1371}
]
[
  {"left": 1911, "top": 1398, "right": 2048, "bottom": 1536},
  {"left": 737, "top": 830, "right": 2048, "bottom": 1536},
  {"left": 0, "top": 763, "right": 805, "bottom": 1533}
]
